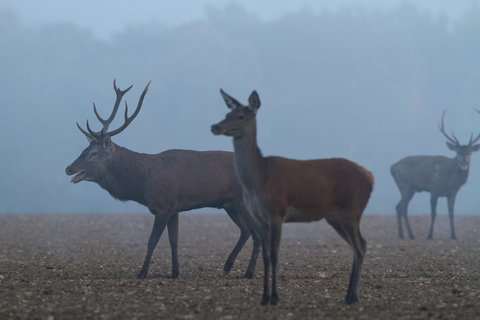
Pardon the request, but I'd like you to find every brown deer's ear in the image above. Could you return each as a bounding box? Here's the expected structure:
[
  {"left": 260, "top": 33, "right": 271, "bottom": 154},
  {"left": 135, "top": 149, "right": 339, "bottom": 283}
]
[
  {"left": 247, "top": 90, "right": 260, "bottom": 114},
  {"left": 220, "top": 89, "right": 243, "bottom": 110},
  {"left": 446, "top": 142, "right": 457, "bottom": 151},
  {"left": 103, "top": 135, "right": 114, "bottom": 153}
]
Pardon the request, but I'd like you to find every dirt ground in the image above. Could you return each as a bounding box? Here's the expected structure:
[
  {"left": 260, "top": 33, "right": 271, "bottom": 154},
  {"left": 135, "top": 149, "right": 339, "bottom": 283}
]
[{"left": 0, "top": 213, "right": 479, "bottom": 320}]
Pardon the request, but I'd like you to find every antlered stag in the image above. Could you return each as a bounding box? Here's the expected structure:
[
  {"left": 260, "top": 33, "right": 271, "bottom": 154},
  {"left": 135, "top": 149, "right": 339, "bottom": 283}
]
[
  {"left": 211, "top": 90, "right": 374, "bottom": 306},
  {"left": 66, "top": 80, "right": 260, "bottom": 279},
  {"left": 391, "top": 110, "right": 480, "bottom": 240}
]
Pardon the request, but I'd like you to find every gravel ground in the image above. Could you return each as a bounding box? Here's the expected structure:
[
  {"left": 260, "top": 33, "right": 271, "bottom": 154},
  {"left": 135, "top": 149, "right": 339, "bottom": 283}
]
[{"left": 0, "top": 213, "right": 479, "bottom": 320}]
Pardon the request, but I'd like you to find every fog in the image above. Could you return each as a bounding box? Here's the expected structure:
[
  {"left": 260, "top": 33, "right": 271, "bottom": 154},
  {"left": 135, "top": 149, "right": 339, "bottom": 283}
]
[{"left": 1, "top": 2, "right": 480, "bottom": 215}]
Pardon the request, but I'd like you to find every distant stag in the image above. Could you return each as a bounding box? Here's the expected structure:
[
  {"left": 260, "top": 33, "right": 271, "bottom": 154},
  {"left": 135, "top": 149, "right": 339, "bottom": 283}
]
[
  {"left": 391, "top": 110, "right": 480, "bottom": 240},
  {"left": 211, "top": 90, "right": 374, "bottom": 305},
  {"left": 66, "top": 81, "right": 260, "bottom": 279}
]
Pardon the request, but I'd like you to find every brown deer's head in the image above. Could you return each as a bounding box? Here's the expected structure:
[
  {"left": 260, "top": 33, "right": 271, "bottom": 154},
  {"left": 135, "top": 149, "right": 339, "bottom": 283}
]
[
  {"left": 211, "top": 89, "right": 260, "bottom": 138},
  {"left": 439, "top": 110, "right": 480, "bottom": 171},
  {"left": 65, "top": 80, "right": 150, "bottom": 184}
]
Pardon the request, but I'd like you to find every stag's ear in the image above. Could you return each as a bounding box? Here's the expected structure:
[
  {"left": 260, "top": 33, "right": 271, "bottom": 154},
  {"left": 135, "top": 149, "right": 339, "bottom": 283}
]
[
  {"left": 472, "top": 144, "right": 480, "bottom": 152},
  {"left": 446, "top": 142, "right": 458, "bottom": 151},
  {"left": 103, "top": 136, "right": 114, "bottom": 153},
  {"left": 220, "top": 89, "right": 242, "bottom": 110},
  {"left": 247, "top": 90, "right": 260, "bottom": 114}
]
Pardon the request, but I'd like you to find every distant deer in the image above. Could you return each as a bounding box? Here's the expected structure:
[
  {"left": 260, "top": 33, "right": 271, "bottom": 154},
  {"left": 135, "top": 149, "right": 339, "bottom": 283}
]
[
  {"left": 66, "top": 80, "right": 260, "bottom": 280},
  {"left": 391, "top": 110, "right": 480, "bottom": 240},
  {"left": 211, "top": 90, "right": 374, "bottom": 305}
]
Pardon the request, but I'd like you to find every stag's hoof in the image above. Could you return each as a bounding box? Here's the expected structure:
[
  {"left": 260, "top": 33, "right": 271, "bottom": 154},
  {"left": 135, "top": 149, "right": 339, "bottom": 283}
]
[
  {"left": 135, "top": 273, "right": 146, "bottom": 280},
  {"left": 270, "top": 294, "right": 279, "bottom": 306},
  {"left": 426, "top": 235, "right": 433, "bottom": 240},
  {"left": 399, "top": 234, "right": 405, "bottom": 239},
  {"left": 170, "top": 272, "right": 179, "bottom": 279},
  {"left": 342, "top": 297, "right": 357, "bottom": 305},
  {"left": 260, "top": 295, "right": 270, "bottom": 306},
  {"left": 451, "top": 235, "right": 457, "bottom": 240},
  {"left": 409, "top": 235, "right": 415, "bottom": 240},
  {"left": 243, "top": 271, "right": 254, "bottom": 279},
  {"left": 221, "top": 270, "right": 230, "bottom": 277}
]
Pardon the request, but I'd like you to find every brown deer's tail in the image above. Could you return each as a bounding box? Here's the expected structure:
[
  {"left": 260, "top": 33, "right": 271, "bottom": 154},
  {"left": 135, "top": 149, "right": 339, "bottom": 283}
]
[{"left": 360, "top": 166, "right": 375, "bottom": 193}]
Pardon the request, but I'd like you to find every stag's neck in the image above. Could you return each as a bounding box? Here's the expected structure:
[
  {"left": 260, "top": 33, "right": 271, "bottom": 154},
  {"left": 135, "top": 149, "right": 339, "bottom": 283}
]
[
  {"left": 98, "top": 144, "right": 148, "bottom": 204},
  {"left": 232, "top": 125, "right": 266, "bottom": 190}
]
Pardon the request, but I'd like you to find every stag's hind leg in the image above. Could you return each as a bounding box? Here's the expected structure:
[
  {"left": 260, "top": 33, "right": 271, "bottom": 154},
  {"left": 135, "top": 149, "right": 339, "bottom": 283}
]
[
  {"left": 326, "top": 213, "right": 366, "bottom": 305},
  {"left": 223, "top": 204, "right": 261, "bottom": 278},
  {"left": 395, "top": 188, "right": 415, "bottom": 239}
]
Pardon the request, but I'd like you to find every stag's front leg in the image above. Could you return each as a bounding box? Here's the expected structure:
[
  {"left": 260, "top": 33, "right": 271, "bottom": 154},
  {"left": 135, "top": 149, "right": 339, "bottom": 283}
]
[
  {"left": 426, "top": 195, "right": 438, "bottom": 240},
  {"left": 447, "top": 195, "right": 457, "bottom": 240},
  {"left": 136, "top": 213, "right": 169, "bottom": 279},
  {"left": 167, "top": 213, "right": 180, "bottom": 278}
]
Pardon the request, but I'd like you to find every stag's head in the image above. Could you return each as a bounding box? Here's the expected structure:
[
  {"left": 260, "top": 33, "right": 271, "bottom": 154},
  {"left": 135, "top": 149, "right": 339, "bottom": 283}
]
[
  {"left": 211, "top": 89, "right": 260, "bottom": 138},
  {"left": 439, "top": 110, "right": 480, "bottom": 171},
  {"left": 66, "top": 80, "right": 150, "bottom": 184}
]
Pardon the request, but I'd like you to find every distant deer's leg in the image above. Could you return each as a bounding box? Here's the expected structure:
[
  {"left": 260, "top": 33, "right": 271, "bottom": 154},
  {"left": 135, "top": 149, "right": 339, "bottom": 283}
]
[
  {"left": 257, "top": 220, "right": 271, "bottom": 305},
  {"left": 136, "top": 213, "right": 169, "bottom": 279},
  {"left": 167, "top": 213, "right": 180, "bottom": 278},
  {"left": 223, "top": 205, "right": 256, "bottom": 278},
  {"left": 447, "top": 195, "right": 457, "bottom": 240},
  {"left": 269, "top": 217, "right": 283, "bottom": 306},
  {"left": 396, "top": 189, "right": 415, "bottom": 239},
  {"left": 426, "top": 195, "right": 438, "bottom": 240}
]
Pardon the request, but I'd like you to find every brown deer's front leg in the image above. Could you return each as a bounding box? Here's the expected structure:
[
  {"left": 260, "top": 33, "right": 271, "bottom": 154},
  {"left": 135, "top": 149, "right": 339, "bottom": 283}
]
[{"left": 269, "top": 217, "right": 283, "bottom": 306}]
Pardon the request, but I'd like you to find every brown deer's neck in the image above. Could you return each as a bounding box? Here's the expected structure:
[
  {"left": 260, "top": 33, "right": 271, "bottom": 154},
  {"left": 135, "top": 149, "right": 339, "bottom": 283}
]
[
  {"left": 98, "top": 144, "right": 148, "bottom": 204},
  {"left": 232, "top": 124, "right": 265, "bottom": 190}
]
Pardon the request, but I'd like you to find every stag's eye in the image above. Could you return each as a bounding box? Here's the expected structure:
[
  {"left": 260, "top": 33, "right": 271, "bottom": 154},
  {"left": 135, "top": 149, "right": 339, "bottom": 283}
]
[
  {"left": 238, "top": 115, "right": 244, "bottom": 120},
  {"left": 89, "top": 151, "right": 98, "bottom": 160}
]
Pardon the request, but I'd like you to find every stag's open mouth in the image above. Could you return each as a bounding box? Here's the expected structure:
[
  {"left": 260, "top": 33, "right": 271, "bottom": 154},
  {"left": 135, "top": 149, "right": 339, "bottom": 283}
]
[
  {"left": 71, "top": 172, "right": 85, "bottom": 184},
  {"left": 461, "top": 165, "right": 469, "bottom": 171}
]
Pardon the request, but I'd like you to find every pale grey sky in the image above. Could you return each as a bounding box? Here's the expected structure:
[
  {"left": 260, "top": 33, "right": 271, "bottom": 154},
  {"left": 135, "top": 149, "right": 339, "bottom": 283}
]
[{"left": 2, "top": 0, "right": 479, "bottom": 40}]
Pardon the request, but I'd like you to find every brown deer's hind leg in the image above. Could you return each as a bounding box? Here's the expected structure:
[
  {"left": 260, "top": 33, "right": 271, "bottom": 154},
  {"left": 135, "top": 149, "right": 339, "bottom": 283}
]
[{"left": 326, "top": 214, "right": 366, "bottom": 305}]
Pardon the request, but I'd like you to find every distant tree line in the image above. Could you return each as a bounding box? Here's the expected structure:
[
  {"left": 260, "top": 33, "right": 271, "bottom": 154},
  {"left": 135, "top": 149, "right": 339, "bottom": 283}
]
[{"left": 0, "top": 3, "right": 479, "bottom": 213}]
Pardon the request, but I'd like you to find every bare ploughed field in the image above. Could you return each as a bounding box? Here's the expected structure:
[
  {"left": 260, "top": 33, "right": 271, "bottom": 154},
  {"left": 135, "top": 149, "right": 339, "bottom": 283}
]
[{"left": 1, "top": 214, "right": 479, "bottom": 320}]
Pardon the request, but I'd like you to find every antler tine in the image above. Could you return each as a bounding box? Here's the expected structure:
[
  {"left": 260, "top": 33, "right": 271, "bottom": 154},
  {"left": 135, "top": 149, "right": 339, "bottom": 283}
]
[
  {"left": 438, "top": 110, "right": 459, "bottom": 146},
  {"left": 469, "top": 108, "right": 480, "bottom": 146},
  {"left": 93, "top": 80, "right": 134, "bottom": 135},
  {"left": 76, "top": 121, "right": 97, "bottom": 142},
  {"left": 108, "top": 81, "right": 151, "bottom": 137}
]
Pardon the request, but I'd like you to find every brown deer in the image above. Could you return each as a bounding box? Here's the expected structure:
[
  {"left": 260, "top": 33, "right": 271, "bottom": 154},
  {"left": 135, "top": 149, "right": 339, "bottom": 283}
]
[
  {"left": 66, "top": 80, "right": 260, "bottom": 280},
  {"left": 211, "top": 90, "right": 374, "bottom": 305},
  {"left": 391, "top": 110, "right": 480, "bottom": 240}
]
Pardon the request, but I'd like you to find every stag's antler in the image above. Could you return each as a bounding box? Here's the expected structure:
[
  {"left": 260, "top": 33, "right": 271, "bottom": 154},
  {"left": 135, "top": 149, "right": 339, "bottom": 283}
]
[
  {"left": 108, "top": 81, "right": 151, "bottom": 137},
  {"left": 470, "top": 109, "right": 480, "bottom": 146},
  {"left": 77, "top": 80, "right": 150, "bottom": 142},
  {"left": 438, "top": 110, "right": 460, "bottom": 146}
]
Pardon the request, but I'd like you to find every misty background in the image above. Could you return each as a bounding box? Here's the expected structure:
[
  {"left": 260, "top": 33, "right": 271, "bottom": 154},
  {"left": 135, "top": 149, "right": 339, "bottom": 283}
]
[{"left": 1, "top": 1, "right": 480, "bottom": 215}]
